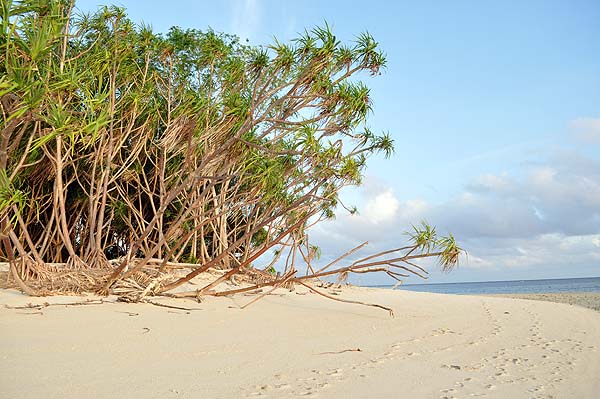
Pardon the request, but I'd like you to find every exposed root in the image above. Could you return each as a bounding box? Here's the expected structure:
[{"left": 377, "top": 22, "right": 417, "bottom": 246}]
[{"left": 0, "top": 237, "right": 461, "bottom": 317}]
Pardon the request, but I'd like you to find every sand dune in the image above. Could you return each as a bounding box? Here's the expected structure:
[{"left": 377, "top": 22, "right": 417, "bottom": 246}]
[{"left": 1, "top": 286, "right": 599, "bottom": 398}]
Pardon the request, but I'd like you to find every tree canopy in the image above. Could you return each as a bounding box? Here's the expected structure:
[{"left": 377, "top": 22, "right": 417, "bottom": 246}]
[{"left": 0, "top": 0, "right": 459, "bottom": 302}]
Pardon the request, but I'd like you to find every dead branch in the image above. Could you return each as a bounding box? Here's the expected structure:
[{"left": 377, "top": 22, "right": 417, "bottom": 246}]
[
  {"left": 388, "top": 263, "right": 429, "bottom": 280},
  {"left": 3, "top": 299, "right": 106, "bottom": 310},
  {"left": 145, "top": 300, "right": 201, "bottom": 311},
  {"left": 316, "top": 348, "right": 362, "bottom": 355},
  {"left": 315, "top": 241, "right": 369, "bottom": 274},
  {"left": 296, "top": 280, "right": 394, "bottom": 317},
  {"left": 240, "top": 271, "right": 297, "bottom": 309}
]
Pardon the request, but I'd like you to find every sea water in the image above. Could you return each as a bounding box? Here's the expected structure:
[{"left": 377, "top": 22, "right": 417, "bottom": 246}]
[{"left": 374, "top": 277, "right": 600, "bottom": 295}]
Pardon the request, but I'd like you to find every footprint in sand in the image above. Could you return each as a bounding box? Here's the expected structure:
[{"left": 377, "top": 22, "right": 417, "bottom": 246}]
[
  {"left": 298, "top": 376, "right": 318, "bottom": 382},
  {"left": 440, "top": 388, "right": 457, "bottom": 394},
  {"left": 326, "top": 368, "right": 343, "bottom": 377},
  {"left": 254, "top": 384, "right": 273, "bottom": 391},
  {"left": 528, "top": 385, "right": 545, "bottom": 393}
]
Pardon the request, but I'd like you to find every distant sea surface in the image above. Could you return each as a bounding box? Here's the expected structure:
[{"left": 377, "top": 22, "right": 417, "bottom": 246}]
[{"left": 372, "top": 277, "right": 600, "bottom": 295}]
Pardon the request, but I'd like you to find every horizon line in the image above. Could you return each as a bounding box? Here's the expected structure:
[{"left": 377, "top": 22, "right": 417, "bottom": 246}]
[{"left": 367, "top": 275, "right": 600, "bottom": 287}]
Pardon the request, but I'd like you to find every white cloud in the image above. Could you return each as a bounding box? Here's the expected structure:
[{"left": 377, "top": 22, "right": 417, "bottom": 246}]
[
  {"left": 468, "top": 173, "right": 515, "bottom": 194},
  {"left": 529, "top": 166, "right": 556, "bottom": 186},
  {"left": 466, "top": 234, "right": 599, "bottom": 273},
  {"left": 308, "top": 142, "right": 600, "bottom": 283},
  {"left": 570, "top": 117, "right": 600, "bottom": 144},
  {"left": 364, "top": 190, "right": 400, "bottom": 223},
  {"left": 463, "top": 254, "right": 495, "bottom": 270}
]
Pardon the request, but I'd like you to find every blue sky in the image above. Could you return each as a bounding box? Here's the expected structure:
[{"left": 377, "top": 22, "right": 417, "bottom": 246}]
[{"left": 77, "top": 0, "right": 600, "bottom": 284}]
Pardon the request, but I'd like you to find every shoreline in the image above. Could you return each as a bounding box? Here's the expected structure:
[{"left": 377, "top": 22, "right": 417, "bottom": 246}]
[
  {"left": 484, "top": 292, "right": 600, "bottom": 312},
  {"left": 2, "top": 285, "right": 600, "bottom": 398}
]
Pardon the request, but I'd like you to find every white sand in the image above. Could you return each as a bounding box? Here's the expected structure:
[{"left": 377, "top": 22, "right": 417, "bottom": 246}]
[{"left": 1, "top": 286, "right": 599, "bottom": 398}]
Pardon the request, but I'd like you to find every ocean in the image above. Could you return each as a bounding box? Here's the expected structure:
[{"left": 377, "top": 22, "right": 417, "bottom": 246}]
[{"left": 373, "top": 276, "right": 600, "bottom": 295}]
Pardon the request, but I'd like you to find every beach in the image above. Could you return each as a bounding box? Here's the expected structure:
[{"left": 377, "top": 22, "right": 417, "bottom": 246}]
[
  {"left": 1, "top": 285, "right": 599, "bottom": 399},
  {"left": 488, "top": 292, "right": 600, "bottom": 312}
]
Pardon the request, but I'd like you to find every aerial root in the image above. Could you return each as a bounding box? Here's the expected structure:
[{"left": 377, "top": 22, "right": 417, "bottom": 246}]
[{"left": 0, "top": 237, "right": 460, "bottom": 317}]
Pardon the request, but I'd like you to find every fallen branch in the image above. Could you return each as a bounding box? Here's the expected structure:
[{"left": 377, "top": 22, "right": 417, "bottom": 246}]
[
  {"left": 296, "top": 280, "right": 394, "bottom": 317},
  {"left": 116, "top": 311, "right": 139, "bottom": 316},
  {"left": 0, "top": 223, "right": 462, "bottom": 318},
  {"left": 350, "top": 245, "right": 412, "bottom": 266},
  {"left": 241, "top": 271, "right": 297, "bottom": 309},
  {"left": 145, "top": 300, "right": 201, "bottom": 311},
  {"left": 388, "top": 263, "right": 429, "bottom": 280},
  {"left": 314, "top": 241, "right": 369, "bottom": 274},
  {"left": 4, "top": 299, "right": 106, "bottom": 310},
  {"left": 316, "top": 348, "right": 362, "bottom": 355}
]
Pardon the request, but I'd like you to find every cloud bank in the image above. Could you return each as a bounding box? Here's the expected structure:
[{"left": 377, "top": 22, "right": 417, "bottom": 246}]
[{"left": 310, "top": 119, "right": 600, "bottom": 283}]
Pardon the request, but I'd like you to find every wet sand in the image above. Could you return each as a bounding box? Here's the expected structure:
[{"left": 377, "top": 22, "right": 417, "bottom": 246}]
[{"left": 487, "top": 292, "right": 600, "bottom": 312}]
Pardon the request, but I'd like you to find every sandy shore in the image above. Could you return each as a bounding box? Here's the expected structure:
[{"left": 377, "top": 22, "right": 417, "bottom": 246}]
[
  {"left": 1, "top": 285, "right": 599, "bottom": 398},
  {"left": 487, "top": 292, "right": 600, "bottom": 312}
]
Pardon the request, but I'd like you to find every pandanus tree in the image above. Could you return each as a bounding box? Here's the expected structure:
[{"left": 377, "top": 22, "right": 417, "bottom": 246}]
[{"left": 0, "top": 0, "right": 460, "bottom": 303}]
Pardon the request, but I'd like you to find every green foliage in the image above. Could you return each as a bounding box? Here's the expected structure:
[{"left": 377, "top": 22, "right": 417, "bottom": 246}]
[
  {"left": 251, "top": 228, "right": 268, "bottom": 247},
  {"left": 308, "top": 244, "right": 322, "bottom": 261},
  {"left": 0, "top": 170, "right": 27, "bottom": 223},
  {"left": 0, "top": 0, "right": 398, "bottom": 268},
  {"left": 181, "top": 254, "right": 199, "bottom": 264},
  {"left": 436, "top": 233, "right": 461, "bottom": 272},
  {"left": 406, "top": 221, "right": 462, "bottom": 271},
  {"left": 407, "top": 221, "right": 437, "bottom": 252}
]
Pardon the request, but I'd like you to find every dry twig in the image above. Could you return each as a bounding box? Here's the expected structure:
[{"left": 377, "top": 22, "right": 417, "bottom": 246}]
[
  {"left": 316, "top": 348, "right": 362, "bottom": 355},
  {"left": 296, "top": 280, "right": 394, "bottom": 317}
]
